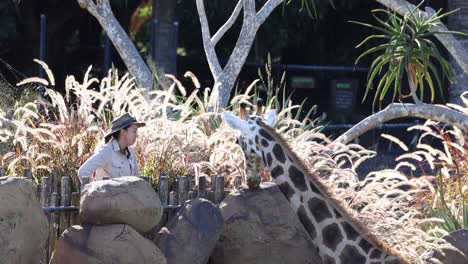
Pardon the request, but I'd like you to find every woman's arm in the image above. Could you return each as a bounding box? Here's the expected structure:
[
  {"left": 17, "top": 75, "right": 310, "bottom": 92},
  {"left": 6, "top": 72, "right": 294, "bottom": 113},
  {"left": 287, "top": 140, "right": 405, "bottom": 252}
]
[
  {"left": 78, "top": 144, "right": 111, "bottom": 181},
  {"left": 129, "top": 147, "right": 141, "bottom": 176}
]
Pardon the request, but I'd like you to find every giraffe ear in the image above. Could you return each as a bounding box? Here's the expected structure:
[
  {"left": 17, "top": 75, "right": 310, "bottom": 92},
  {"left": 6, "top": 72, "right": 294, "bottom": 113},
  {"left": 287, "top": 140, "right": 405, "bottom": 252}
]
[
  {"left": 264, "top": 109, "right": 276, "bottom": 127},
  {"left": 223, "top": 111, "right": 248, "bottom": 133}
]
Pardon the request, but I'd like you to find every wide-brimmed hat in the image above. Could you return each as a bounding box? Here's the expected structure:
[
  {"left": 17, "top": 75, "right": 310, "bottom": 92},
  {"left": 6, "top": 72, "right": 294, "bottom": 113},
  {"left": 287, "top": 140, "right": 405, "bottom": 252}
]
[{"left": 104, "top": 113, "right": 146, "bottom": 139}]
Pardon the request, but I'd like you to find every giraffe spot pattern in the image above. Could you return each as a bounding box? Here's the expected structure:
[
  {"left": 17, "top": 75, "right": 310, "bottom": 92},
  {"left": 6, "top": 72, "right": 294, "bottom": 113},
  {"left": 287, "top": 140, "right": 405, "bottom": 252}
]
[
  {"left": 261, "top": 151, "right": 267, "bottom": 166},
  {"left": 359, "top": 238, "right": 373, "bottom": 253},
  {"left": 339, "top": 245, "right": 366, "bottom": 264},
  {"left": 259, "top": 128, "right": 273, "bottom": 141},
  {"left": 322, "top": 223, "right": 343, "bottom": 251},
  {"left": 248, "top": 139, "right": 253, "bottom": 145},
  {"left": 270, "top": 166, "right": 284, "bottom": 179},
  {"left": 242, "top": 141, "right": 247, "bottom": 151},
  {"left": 342, "top": 222, "right": 359, "bottom": 240},
  {"left": 333, "top": 209, "right": 342, "bottom": 218},
  {"left": 273, "top": 144, "right": 286, "bottom": 164},
  {"left": 370, "top": 249, "right": 382, "bottom": 259},
  {"left": 278, "top": 182, "right": 295, "bottom": 202},
  {"left": 297, "top": 205, "right": 317, "bottom": 239},
  {"left": 308, "top": 180, "right": 321, "bottom": 194},
  {"left": 289, "top": 166, "right": 308, "bottom": 191},
  {"left": 261, "top": 139, "right": 269, "bottom": 148},
  {"left": 266, "top": 153, "right": 273, "bottom": 167},
  {"left": 255, "top": 135, "right": 259, "bottom": 145},
  {"left": 308, "top": 197, "right": 332, "bottom": 223}
]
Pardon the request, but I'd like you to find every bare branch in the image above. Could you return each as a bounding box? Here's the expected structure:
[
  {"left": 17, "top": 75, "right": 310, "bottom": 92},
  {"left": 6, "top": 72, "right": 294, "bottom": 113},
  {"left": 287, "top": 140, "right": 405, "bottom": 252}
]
[
  {"left": 256, "top": 0, "right": 284, "bottom": 27},
  {"left": 196, "top": 0, "right": 222, "bottom": 78},
  {"left": 77, "top": 0, "right": 98, "bottom": 17},
  {"left": 216, "top": 0, "right": 258, "bottom": 107},
  {"left": 334, "top": 103, "right": 468, "bottom": 145},
  {"left": 376, "top": 0, "right": 468, "bottom": 74},
  {"left": 212, "top": 0, "right": 243, "bottom": 46}
]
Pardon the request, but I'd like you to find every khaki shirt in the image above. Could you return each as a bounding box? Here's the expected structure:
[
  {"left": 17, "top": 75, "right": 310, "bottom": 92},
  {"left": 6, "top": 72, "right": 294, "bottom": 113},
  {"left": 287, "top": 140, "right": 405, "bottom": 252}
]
[{"left": 78, "top": 139, "right": 140, "bottom": 182}]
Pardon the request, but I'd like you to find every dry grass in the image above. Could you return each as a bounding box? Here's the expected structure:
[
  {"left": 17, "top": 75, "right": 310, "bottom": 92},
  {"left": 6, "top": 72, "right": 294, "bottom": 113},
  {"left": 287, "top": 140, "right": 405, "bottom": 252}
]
[{"left": 0, "top": 62, "right": 465, "bottom": 263}]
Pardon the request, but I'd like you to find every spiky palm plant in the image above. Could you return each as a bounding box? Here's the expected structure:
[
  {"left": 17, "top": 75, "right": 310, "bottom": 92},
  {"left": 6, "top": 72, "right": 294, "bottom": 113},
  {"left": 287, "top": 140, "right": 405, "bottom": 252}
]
[{"left": 351, "top": 4, "right": 466, "bottom": 109}]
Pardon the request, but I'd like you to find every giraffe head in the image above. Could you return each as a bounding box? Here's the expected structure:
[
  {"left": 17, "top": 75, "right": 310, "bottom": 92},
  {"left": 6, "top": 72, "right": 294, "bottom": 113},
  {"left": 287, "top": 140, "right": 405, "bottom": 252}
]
[{"left": 224, "top": 102, "right": 276, "bottom": 187}]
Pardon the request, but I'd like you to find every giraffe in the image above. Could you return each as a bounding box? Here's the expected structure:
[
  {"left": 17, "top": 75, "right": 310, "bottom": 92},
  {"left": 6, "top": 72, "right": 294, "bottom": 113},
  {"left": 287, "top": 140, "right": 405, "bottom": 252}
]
[
  {"left": 223, "top": 110, "right": 409, "bottom": 264},
  {"left": 237, "top": 101, "right": 275, "bottom": 189}
]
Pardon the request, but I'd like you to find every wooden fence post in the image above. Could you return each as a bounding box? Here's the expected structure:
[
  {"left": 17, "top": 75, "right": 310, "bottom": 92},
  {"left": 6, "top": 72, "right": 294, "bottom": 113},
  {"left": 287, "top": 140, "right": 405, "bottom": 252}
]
[
  {"left": 24, "top": 168, "right": 33, "bottom": 180},
  {"left": 51, "top": 170, "right": 59, "bottom": 194},
  {"left": 59, "top": 176, "right": 71, "bottom": 236},
  {"left": 40, "top": 177, "right": 50, "bottom": 264},
  {"left": 70, "top": 192, "right": 80, "bottom": 226},
  {"left": 49, "top": 193, "right": 58, "bottom": 257},
  {"left": 198, "top": 176, "right": 206, "bottom": 199},
  {"left": 208, "top": 175, "right": 216, "bottom": 203},
  {"left": 40, "top": 177, "right": 51, "bottom": 208},
  {"left": 158, "top": 175, "right": 168, "bottom": 207},
  {"left": 234, "top": 176, "right": 242, "bottom": 189},
  {"left": 214, "top": 175, "right": 225, "bottom": 204},
  {"left": 169, "top": 191, "right": 177, "bottom": 206},
  {"left": 178, "top": 176, "right": 188, "bottom": 205}
]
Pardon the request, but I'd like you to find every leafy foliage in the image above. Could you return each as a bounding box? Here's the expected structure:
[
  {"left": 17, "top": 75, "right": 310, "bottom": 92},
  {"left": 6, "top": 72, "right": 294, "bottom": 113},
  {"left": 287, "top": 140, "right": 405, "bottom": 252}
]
[{"left": 351, "top": 5, "right": 466, "bottom": 109}]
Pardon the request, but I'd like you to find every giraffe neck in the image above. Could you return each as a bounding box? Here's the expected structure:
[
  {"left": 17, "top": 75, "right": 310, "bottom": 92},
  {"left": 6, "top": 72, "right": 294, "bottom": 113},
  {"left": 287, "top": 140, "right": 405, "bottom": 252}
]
[{"left": 254, "top": 122, "right": 407, "bottom": 264}]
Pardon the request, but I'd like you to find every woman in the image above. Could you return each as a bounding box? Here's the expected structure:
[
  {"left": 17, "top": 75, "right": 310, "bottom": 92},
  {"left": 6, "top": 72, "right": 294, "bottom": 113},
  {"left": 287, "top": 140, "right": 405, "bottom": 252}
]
[{"left": 78, "top": 113, "right": 146, "bottom": 183}]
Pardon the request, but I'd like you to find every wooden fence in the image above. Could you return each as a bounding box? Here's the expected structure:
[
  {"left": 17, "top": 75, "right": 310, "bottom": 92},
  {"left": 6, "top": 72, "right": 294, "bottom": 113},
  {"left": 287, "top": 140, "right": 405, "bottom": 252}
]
[{"left": 3, "top": 170, "right": 243, "bottom": 264}]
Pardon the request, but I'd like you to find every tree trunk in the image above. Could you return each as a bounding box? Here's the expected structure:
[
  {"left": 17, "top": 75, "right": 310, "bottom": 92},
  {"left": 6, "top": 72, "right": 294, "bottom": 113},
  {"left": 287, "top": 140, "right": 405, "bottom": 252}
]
[
  {"left": 153, "top": 0, "right": 177, "bottom": 75},
  {"left": 448, "top": 0, "right": 468, "bottom": 105}
]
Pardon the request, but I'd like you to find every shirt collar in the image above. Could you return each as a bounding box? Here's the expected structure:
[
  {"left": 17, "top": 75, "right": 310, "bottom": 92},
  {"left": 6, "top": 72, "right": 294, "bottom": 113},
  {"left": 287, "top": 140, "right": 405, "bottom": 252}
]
[
  {"left": 111, "top": 139, "right": 122, "bottom": 152},
  {"left": 111, "top": 138, "right": 131, "bottom": 158}
]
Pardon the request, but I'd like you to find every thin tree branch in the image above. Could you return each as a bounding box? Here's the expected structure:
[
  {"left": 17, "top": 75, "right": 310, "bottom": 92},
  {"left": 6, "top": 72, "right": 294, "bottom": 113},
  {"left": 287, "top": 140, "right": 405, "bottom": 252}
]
[
  {"left": 211, "top": 0, "right": 243, "bottom": 46},
  {"left": 376, "top": 0, "right": 468, "bottom": 74},
  {"left": 256, "top": 0, "right": 284, "bottom": 27},
  {"left": 77, "top": 0, "right": 98, "bottom": 17},
  {"left": 216, "top": 0, "right": 258, "bottom": 107},
  {"left": 334, "top": 103, "right": 468, "bottom": 145},
  {"left": 77, "top": 0, "right": 152, "bottom": 89},
  {"left": 196, "top": 0, "right": 222, "bottom": 78}
]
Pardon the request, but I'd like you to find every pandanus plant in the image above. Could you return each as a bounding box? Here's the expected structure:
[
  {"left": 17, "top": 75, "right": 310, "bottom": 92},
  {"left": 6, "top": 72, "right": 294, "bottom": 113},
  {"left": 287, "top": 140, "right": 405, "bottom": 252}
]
[{"left": 351, "top": 3, "right": 466, "bottom": 109}]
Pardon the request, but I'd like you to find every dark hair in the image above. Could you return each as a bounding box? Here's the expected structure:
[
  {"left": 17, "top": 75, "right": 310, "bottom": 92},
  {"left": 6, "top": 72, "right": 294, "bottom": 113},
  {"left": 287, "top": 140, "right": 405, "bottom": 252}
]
[{"left": 104, "top": 125, "right": 130, "bottom": 143}]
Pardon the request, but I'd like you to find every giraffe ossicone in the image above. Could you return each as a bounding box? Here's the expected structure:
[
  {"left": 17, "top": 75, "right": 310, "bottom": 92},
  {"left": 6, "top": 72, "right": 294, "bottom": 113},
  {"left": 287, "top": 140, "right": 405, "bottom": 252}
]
[{"left": 223, "top": 110, "right": 409, "bottom": 264}]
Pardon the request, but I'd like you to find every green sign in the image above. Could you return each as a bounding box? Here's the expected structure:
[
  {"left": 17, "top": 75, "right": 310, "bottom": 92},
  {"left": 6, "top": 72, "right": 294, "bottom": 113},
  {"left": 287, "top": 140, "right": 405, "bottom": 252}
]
[
  {"left": 291, "top": 76, "right": 315, "bottom": 89},
  {"left": 336, "top": 82, "right": 352, "bottom": 89},
  {"left": 330, "top": 79, "right": 358, "bottom": 112}
]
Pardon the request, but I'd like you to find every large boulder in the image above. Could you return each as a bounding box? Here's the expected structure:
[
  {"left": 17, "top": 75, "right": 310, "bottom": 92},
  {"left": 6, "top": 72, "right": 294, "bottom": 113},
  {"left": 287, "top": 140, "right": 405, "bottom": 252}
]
[
  {"left": 79, "top": 176, "right": 162, "bottom": 234},
  {"left": 211, "top": 182, "right": 322, "bottom": 264},
  {"left": 422, "top": 229, "right": 468, "bottom": 264},
  {"left": 0, "top": 176, "right": 48, "bottom": 264},
  {"left": 50, "top": 224, "right": 167, "bottom": 264},
  {"left": 153, "top": 198, "right": 224, "bottom": 264}
]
